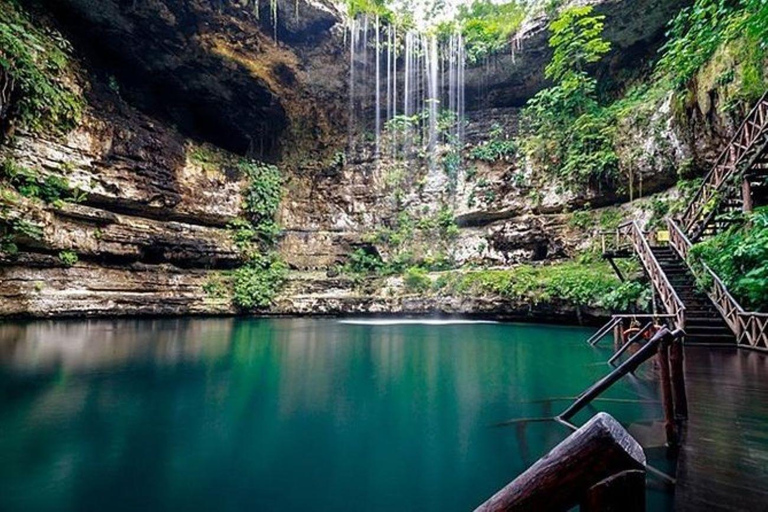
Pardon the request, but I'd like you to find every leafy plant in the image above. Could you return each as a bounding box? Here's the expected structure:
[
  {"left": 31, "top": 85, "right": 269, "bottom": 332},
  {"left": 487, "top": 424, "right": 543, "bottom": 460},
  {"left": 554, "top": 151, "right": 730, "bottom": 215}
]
[
  {"left": 58, "top": 250, "right": 78, "bottom": 266},
  {"left": 232, "top": 252, "right": 288, "bottom": 309},
  {"left": 454, "top": 0, "right": 527, "bottom": 64},
  {"left": 468, "top": 124, "right": 517, "bottom": 162},
  {"left": 690, "top": 207, "right": 768, "bottom": 311},
  {"left": 519, "top": 6, "right": 616, "bottom": 191},
  {"left": 656, "top": 0, "right": 766, "bottom": 88},
  {"left": 545, "top": 5, "right": 611, "bottom": 83},
  {"left": 0, "top": 0, "right": 83, "bottom": 133}
]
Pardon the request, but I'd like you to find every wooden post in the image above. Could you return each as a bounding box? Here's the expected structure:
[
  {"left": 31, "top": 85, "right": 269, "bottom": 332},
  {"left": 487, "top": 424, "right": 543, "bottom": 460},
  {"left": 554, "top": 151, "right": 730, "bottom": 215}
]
[
  {"left": 473, "top": 413, "right": 646, "bottom": 512},
  {"left": 657, "top": 339, "right": 677, "bottom": 446},
  {"left": 580, "top": 470, "right": 646, "bottom": 512},
  {"left": 742, "top": 177, "right": 754, "bottom": 213},
  {"left": 668, "top": 337, "right": 688, "bottom": 420}
]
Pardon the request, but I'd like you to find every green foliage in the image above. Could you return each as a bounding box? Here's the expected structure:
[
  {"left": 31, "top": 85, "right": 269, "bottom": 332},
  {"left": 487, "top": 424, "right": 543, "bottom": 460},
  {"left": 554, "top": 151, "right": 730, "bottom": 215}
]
[
  {"left": 559, "top": 110, "right": 618, "bottom": 188},
  {"left": 0, "top": 207, "right": 42, "bottom": 255},
  {"left": 433, "top": 260, "right": 648, "bottom": 310},
  {"left": 202, "top": 273, "right": 229, "bottom": 299},
  {"left": 520, "top": 7, "right": 616, "bottom": 191},
  {"left": 1, "top": 160, "right": 78, "bottom": 205},
  {"left": 468, "top": 123, "right": 517, "bottom": 162},
  {"left": 657, "top": 0, "right": 767, "bottom": 89},
  {"left": 455, "top": 1, "right": 527, "bottom": 64},
  {"left": 545, "top": 6, "right": 611, "bottom": 83},
  {"left": 229, "top": 160, "right": 286, "bottom": 310},
  {"left": 58, "top": 250, "right": 78, "bottom": 266},
  {"left": 240, "top": 161, "right": 283, "bottom": 243},
  {"left": 403, "top": 266, "right": 431, "bottom": 292},
  {"left": 0, "top": 0, "right": 83, "bottom": 132},
  {"left": 345, "top": 248, "right": 384, "bottom": 274},
  {"left": 232, "top": 252, "right": 288, "bottom": 309},
  {"left": 690, "top": 207, "right": 768, "bottom": 311},
  {"left": 354, "top": 206, "right": 458, "bottom": 277}
]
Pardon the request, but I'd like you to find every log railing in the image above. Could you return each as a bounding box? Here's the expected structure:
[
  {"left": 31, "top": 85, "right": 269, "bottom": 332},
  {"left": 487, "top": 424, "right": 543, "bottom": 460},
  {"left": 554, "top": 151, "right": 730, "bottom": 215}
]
[
  {"left": 668, "top": 218, "right": 768, "bottom": 351},
  {"left": 617, "top": 221, "right": 686, "bottom": 331},
  {"left": 473, "top": 412, "right": 646, "bottom": 512},
  {"left": 680, "top": 91, "right": 768, "bottom": 241}
]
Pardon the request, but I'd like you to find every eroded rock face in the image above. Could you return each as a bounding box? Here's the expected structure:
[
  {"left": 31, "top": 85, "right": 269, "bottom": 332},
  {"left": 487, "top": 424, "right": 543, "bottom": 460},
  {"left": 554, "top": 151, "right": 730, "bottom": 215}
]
[
  {"left": 0, "top": 0, "right": 746, "bottom": 318},
  {"left": 30, "top": 0, "right": 347, "bottom": 159}
]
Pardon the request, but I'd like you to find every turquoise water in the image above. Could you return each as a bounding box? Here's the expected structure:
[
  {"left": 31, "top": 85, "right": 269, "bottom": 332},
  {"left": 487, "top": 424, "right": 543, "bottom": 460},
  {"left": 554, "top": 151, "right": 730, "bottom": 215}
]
[{"left": 0, "top": 318, "right": 671, "bottom": 511}]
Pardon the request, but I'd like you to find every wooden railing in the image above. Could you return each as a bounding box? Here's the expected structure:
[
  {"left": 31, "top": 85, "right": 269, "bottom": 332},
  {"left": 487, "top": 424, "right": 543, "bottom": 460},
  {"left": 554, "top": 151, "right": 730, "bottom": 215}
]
[
  {"left": 680, "top": 91, "right": 768, "bottom": 241},
  {"left": 668, "top": 218, "right": 768, "bottom": 351},
  {"left": 617, "top": 221, "right": 686, "bottom": 331}
]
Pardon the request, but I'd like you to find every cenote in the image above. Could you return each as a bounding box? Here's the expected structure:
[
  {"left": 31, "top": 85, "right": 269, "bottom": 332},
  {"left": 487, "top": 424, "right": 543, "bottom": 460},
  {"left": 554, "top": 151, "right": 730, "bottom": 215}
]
[{"left": 0, "top": 318, "right": 673, "bottom": 512}]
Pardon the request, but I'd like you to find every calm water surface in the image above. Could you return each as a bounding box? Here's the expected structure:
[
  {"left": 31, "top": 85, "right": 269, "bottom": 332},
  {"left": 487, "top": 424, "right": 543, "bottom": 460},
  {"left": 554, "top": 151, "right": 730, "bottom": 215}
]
[{"left": 0, "top": 318, "right": 671, "bottom": 511}]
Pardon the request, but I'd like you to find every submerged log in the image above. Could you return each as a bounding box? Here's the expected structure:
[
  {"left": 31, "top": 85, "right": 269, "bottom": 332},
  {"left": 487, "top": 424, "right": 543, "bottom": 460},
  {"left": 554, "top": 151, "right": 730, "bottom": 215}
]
[
  {"left": 580, "top": 470, "right": 646, "bottom": 512},
  {"left": 473, "top": 412, "right": 646, "bottom": 512}
]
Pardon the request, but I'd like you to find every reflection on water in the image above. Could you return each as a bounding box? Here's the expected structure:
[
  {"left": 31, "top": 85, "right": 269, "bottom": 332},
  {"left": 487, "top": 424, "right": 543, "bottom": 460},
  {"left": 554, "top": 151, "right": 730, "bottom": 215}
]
[{"left": 0, "top": 318, "right": 669, "bottom": 512}]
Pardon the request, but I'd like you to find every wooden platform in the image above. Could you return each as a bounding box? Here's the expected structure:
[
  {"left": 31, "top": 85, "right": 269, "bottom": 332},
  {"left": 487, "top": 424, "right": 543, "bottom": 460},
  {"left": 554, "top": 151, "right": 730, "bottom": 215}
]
[{"left": 674, "top": 347, "right": 768, "bottom": 511}]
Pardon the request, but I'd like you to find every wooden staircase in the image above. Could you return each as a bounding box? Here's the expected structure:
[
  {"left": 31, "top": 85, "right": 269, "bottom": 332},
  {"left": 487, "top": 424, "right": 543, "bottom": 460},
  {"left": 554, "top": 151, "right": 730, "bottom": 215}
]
[
  {"left": 605, "top": 91, "right": 768, "bottom": 349},
  {"left": 650, "top": 247, "right": 735, "bottom": 345}
]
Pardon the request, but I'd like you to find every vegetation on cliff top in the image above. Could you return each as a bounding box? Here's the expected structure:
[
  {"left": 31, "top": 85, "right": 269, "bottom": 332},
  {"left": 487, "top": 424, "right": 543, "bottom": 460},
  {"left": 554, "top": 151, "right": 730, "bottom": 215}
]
[{"left": 0, "top": 0, "right": 83, "bottom": 134}]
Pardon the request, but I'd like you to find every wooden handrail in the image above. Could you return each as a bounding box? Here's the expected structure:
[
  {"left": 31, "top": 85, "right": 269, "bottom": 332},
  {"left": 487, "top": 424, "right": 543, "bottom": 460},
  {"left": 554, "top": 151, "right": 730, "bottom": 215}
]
[
  {"left": 618, "top": 221, "right": 686, "bottom": 330},
  {"left": 560, "top": 327, "right": 678, "bottom": 421},
  {"left": 587, "top": 317, "right": 622, "bottom": 346},
  {"left": 680, "top": 91, "right": 768, "bottom": 240},
  {"left": 608, "top": 322, "right": 653, "bottom": 366},
  {"left": 473, "top": 413, "right": 646, "bottom": 512},
  {"left": 667, "top": 217, "right": 768, "bottom": 351}
]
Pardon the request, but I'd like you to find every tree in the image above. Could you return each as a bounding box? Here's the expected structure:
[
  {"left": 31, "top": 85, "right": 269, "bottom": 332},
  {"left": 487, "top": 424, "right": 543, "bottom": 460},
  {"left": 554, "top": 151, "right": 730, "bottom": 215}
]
[{"left": 545, "top": 6, "right": 611, "bottom": 83}]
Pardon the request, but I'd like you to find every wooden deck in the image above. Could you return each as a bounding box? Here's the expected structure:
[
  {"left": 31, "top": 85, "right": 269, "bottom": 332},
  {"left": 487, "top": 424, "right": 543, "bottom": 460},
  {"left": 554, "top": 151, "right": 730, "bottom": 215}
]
[{"left": 675, "top": 346, "right": 768, "bottom": 511}]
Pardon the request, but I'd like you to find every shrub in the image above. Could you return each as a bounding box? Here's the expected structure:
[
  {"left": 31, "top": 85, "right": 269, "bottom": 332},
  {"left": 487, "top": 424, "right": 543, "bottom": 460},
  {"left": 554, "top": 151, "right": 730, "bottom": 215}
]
[
  {"left": 240, "top": 161, "right": 282, "bottom": 240},
  {"left": 232, "top": 253, "right": 288, "bottom": 309},
  {"left": 690, "top": 207, "right": 768, "bottom": 311},
  {"left": 403, "top": 266, "right": 431, "bottom": 292}
]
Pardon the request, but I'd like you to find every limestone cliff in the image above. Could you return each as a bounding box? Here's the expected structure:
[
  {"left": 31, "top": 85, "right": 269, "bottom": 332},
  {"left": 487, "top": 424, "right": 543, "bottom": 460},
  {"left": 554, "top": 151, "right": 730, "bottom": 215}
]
[{"left": 0, "top": 0, "right": 757, "bottom": 318}]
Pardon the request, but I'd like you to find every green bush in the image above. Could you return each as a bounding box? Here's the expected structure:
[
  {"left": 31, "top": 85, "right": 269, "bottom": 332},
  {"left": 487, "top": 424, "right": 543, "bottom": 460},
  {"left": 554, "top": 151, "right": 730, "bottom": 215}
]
[
  {"left": 435, "top": 260, "right": 648, "bottom": 310},
  {"left": 453, "top": 1, "right": 527, "bottom": 64},
  {"left": 240, "top": 161, "right": 282, "bottom": 239},
  {"left": 690, "top": 207, "right": 768, "bottom": 311},
  {"left": 403, "top": 266, "right": 431, "bottom": 292},
  {"left": 0, "top": 0, "right": 83, "bottom": 132},
  {"left": 519, "top": 7, "right": 616, "bottom": 191},
  {"left": 232, "top": 253, "right": 288, "bottom": 309},
  {"left": 657, "top": 0, "right": 767, "bottom": 89},
  {"left": 468, "top": 124, "right": 517, "bottom": 162},
  {"left": 345, "top": 248, "right": 384, "bottom": 274}
]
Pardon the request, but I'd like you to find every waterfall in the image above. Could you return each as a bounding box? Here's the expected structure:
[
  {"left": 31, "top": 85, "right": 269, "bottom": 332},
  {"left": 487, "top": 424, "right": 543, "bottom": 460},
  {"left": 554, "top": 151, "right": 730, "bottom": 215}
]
[
  {"left": 375, "top": 15, "right": 381, "bottom": 158},
  {"left": 348, "top": 17, "right": 357, "bottom": 152},
  {"left": 346, "top": 18, "right": 467, "bottom": 169},
  {"left": 426, "top": 35, "right": 438, "bottom": 169}
]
